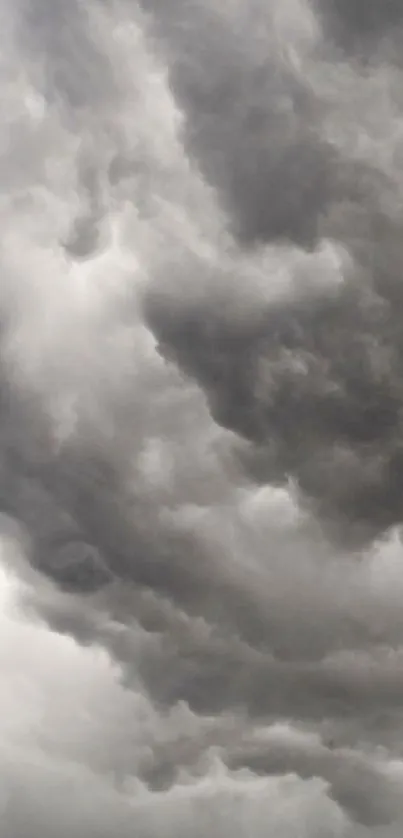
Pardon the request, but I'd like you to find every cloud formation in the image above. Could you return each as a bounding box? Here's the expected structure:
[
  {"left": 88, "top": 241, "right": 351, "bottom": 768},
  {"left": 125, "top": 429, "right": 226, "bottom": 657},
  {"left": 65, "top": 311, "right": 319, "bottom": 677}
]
[
  {"left": 2, "top": 0, "right": 403, "bottom": 836},
  {"left": 142, "top": 0, "right": 403, "bottom": 546}
]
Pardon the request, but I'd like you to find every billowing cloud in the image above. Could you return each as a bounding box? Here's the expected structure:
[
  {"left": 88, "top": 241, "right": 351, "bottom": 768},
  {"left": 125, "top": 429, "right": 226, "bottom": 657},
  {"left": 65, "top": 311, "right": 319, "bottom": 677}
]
[
  {"left": 140, "top": 0, "right": 403, "bottom": 546},
  {"left": 1, "top": 0, "right": 403, "bottom": 836}
]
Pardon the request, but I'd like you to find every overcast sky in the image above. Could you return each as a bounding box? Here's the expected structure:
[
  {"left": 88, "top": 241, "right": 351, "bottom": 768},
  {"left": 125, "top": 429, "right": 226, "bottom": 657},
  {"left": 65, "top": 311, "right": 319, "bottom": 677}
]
[{"left": 2, "top": 1, "right": 403, "bottom": 836}]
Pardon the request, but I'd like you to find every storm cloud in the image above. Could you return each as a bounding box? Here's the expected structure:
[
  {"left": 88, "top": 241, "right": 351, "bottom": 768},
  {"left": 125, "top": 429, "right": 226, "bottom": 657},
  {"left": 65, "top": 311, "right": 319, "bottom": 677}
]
[{"left": 1, "top": 0, "right": 403, "bottom": 836}]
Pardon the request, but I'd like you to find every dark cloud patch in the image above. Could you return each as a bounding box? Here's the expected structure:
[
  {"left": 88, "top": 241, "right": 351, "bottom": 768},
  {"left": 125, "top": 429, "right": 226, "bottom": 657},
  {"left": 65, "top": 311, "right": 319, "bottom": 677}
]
[
  {"left": 144, "top": 262, "right": 403, "bottom": 547},
  {"left": 171, "top": 60, "right": 335, "bottom": 248},
  {"left": 137, "top": 0, "right": 340, "bottom": 248},
  {"left": 132, "top": 635, "right": 403, "bottom": 722},
  {"left": 316, "top": 0, "right": 403, "bottom": 56},
  {"left": 134, "top": 0, "right": 403, "bottom": 548},
  {"left": 138, "top": 0, "right": 400, "bottom": 253}
]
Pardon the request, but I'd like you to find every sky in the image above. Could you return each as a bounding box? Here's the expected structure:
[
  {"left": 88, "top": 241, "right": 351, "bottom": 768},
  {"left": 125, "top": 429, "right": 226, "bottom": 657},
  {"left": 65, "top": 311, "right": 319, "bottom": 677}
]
[{"left": 2, "top": 0, "right": 403, "bottom": 835}]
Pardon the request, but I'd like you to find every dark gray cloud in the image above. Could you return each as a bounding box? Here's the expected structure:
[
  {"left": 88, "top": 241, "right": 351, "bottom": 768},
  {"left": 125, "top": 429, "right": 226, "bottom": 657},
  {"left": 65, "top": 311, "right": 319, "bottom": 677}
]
[
  {"left": 136, "top": 0, "right": 340, "bottom": 248},
  {"left": 316, "top": 0, "right": 403, "bottom": 56},
  {"left": 139, "top": 0, "right": 403, "bottom": 547},
  {"left": 144, "top": 268, "right": 403, "bottom": 546},
  {"left": 2, "top": 0, "right": 403, "bottom": 836}
]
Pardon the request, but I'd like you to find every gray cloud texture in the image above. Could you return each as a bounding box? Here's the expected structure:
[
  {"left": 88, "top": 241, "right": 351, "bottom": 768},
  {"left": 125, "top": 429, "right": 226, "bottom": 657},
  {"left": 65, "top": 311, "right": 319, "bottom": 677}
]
[{"left": 2, "top": 0, "right": 403, "bottom": 836}]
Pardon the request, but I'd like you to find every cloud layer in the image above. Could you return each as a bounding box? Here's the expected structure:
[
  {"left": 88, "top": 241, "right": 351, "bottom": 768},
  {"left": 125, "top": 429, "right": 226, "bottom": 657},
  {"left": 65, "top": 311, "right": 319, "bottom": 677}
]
[{"left": 2, "top": 0, "right": 403, "bottom": 836}]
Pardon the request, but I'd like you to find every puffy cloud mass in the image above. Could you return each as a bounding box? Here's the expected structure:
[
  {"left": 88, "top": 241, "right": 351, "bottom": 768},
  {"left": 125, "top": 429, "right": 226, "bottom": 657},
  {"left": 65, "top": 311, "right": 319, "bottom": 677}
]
[{"left": 2, "top": 0, "right": 403, "bottom": 836}]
